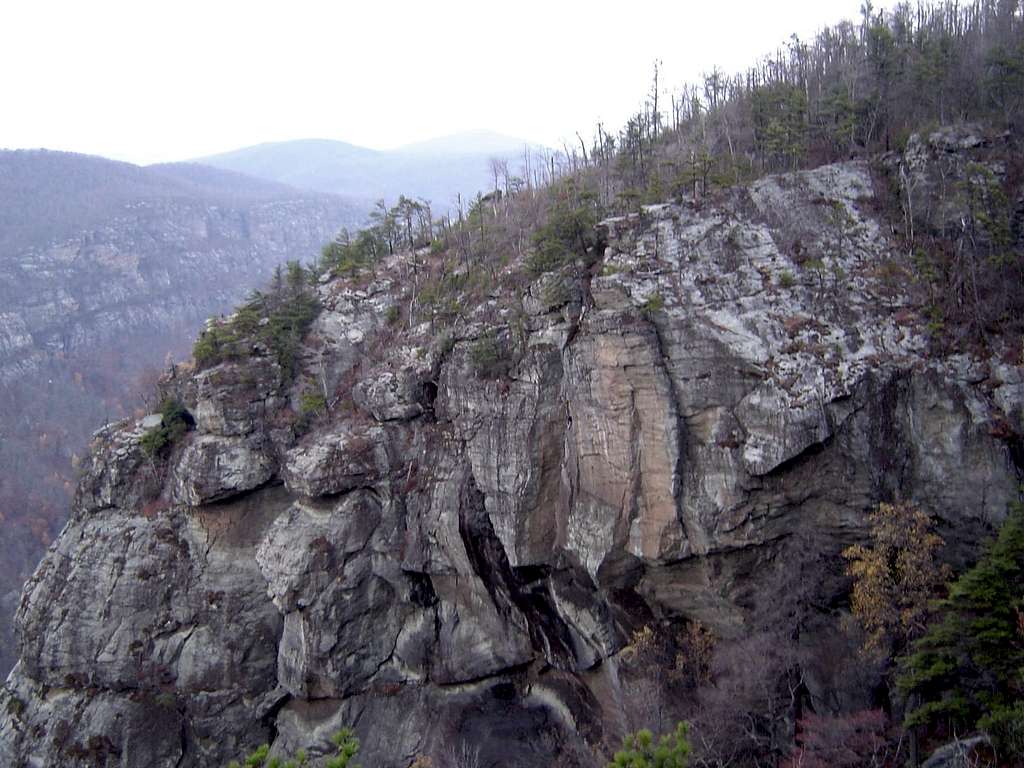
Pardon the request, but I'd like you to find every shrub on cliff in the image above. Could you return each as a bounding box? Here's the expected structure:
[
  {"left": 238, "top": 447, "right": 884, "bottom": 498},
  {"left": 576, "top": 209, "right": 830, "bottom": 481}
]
[
  {"left": 320, "top": 228, "right": 381, "bottom": 277},
  {"left": 469, "top": 333, "right": 514, "bottom": 380},
  {"left": 610, "top": 722, "right": 691, "bottom": 768},
  {"left": 527, "top": 183, "right": 602, "bottom": 277},
  {"left": 227, "top": 727, "right": 360, "bottom": 768},
  {"left": 139, "top": 398, "right": 193, "bottom": 458},
  {"left": 293, "top": 389, "right": 327, "bottom": 435},
  {"left": 193, "top": 261, "right": 320, "bottom": 381}
]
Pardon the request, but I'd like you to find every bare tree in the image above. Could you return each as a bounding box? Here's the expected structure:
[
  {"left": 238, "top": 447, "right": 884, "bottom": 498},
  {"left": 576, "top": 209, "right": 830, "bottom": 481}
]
[{"left": 442, "top": 741, "right": 482, "bottom": 768}]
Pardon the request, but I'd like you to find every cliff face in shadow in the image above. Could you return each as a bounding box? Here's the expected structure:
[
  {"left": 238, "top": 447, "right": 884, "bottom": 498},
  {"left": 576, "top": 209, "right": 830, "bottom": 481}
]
[
  {"left": 0, "top": 150, "right": 364, "bottom": 676},
  {"left": 1, "top": 134, "right": 1021, "bottom": 767}
]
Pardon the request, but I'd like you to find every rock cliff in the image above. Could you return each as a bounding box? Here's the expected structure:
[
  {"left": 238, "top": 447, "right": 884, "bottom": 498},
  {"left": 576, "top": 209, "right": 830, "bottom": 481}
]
[
  {"left": 1, "top": 134, "right": 1021, "bottom": 767},
  {"left": 0, "top": 150, "right": 364, "bottom": 676}
]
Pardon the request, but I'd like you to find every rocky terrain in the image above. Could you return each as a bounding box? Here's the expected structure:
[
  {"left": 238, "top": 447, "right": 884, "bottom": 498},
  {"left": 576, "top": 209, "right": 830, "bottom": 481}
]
[
  {"left": 0, "top": 130, "right": 1021, "bottom": 767},
  {"left": 0, "top": 150, "right": 364, "bottom": 676}
]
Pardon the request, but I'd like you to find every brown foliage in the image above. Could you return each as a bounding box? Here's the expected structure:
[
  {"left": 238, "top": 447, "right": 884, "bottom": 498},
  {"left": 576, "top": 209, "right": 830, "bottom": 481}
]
[
  {"left": 688, "top": 631, "right": 805, "bottom": 766},
  {"left": 843, "top": 502, "right": 951, "bottom": 653},
  {"left": 676, "top": 621, "right": 716, "bottom": 688},
  {"left": 782, "top": 709, "right": 901, "bottom": 768}
]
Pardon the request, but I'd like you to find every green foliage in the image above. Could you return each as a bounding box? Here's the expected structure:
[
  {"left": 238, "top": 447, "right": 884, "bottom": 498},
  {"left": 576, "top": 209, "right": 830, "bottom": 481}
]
[
  {"left": 226, "top": 728, "right": 355, "bottom": 768},
  {"left": 139, "top": 426, "right": 169, "bottom": 458},
  {"left": 609, "top": 722, "right": 691, "bottom": 768},
  {"left": 751, "top": 82, "right": 808, "bottom": 170},
  {"left": 435, "top": 332, "right": 456, "bottom": 359},
  {"left": 778, "top": 271, "right": 796, "bottom": 289},
  {"left": 898, "top": 502, "right": 1024, "bottom": 754},
  {"left": 301, "top": 393, "right": 325, "bottom": 417},
  {"left": 979, "top": 701, "right": 1024, "bottom": 759},
  {"left": 193, "top": 261, "right": 321, "bottom": 381},
  {"left": 605, "top": 0, "right": 1024, "bottom": 205},
  {"left": 641, "top": 292, "right": 665, "bottom": 315},
  {"left": 246, "top": 745, "right": 271, "bottom": 767},
  {"left": 527, "top": 185, "right": 602, "bottom": 277},
  {"left": 469, "top": 334, "right": 512, "bottom": 380},
  {"left": 961, "top": 163, "right": 1013, "bottom": 257},
  {"left": 299, "top": 391, "right": 326, "bottom": 416},
  {"left": 541, "top": 277, "right": 572, "bottom": 308},
  {"left": 669, "top": 149, "right": 725, "bottom": 201},
  {"left": 924, "top": 302, "right": 947, "bottom": 339},
  {"left": 226, "top": 743, "right": 274, "bottom": 768},
  {"left": 326, "top": 728, "right": 360, "bottom": 768},
  {"left": 415, "top": 265, "right": 489, "bottom": 327},
  {"left": 139, "top": 398, "right": 193, "bottom": 458},
  {"left": 903, "top": 158, "right": 1021, "bottom": 344},
  {"left": 911, "top": 246, "right": 940, "bottom": 285},
  {"left": 293, "top": 389, "right": 327, "bottom": 436},
  {"left": 817, "top": 83, "right": 860, "bottom": 154},
  {"left": 985, "top": 42, "right": 1024, "bottom": 117},
  {"left": 640, "top": 171, "right": 666, "bottom": 206},
  {"left": 333, "top": 196, "right": 432, "bottom": 262},
  {"left": 321, "top": 229, "right": 382, "bottom": 277}
]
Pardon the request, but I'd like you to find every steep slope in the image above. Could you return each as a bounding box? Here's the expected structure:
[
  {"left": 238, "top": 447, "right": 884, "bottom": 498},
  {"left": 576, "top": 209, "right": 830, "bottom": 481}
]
[
  {"left": 0, "top": 150, "right": 364, "bottom": 676},
  {"left": 0, "top": 133, "right": 1021, "bottom": 767},
  {"left": 196, "top": 131, "right": 540, "bottom": 208}
]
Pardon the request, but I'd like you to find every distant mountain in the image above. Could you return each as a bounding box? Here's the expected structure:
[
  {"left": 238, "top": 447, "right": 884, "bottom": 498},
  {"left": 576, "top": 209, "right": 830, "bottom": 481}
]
[
  {"left": 0, "top": 149, "right": 362, "bottom": 676},
  {"left": 0, "top": 150, "right": 366, "bottom": 256},
  {"left": 195, "top": 130, "right": 543, "bottom": 211},
  {"left": 393, "top": 129, "right": 534, "bottom": 157}
]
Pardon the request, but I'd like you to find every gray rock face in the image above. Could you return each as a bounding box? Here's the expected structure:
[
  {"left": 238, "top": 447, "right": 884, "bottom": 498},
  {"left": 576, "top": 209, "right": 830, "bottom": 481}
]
[
  {"left": 2, "top": 151, "right": 1021, "bottom": 767},
  {"left": 281, "top": 425, "right": 388, "bottom": 497},
  {"left": 352, "top": 367, "right": 429, "bottom": 421},
  {"left": 922, "top": 735, "right": 993, "bottom": 768},
  {"left": 0, "top": 154, "right": 362, "bottom": 677},
  {"left": 172, "top": 434, "right": 276, "bottom": 505}
]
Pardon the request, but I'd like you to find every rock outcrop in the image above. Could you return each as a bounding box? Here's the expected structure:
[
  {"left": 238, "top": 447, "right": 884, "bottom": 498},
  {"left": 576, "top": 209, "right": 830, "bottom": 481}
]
[
  {"left": 0, "top": 150, "right": 364, "bottom": 677},
  {"left": 1, "top": 140, "right": 1020, "bottom": 767}
]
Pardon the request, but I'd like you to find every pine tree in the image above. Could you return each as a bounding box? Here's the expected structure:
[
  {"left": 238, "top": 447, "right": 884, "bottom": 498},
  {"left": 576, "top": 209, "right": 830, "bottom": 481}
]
[
  {"left": 610, "top": 722, "right": 691, "bottom": 768},
  {"left": 898, "top": 502, "right": 1024, "bottom": 757}
]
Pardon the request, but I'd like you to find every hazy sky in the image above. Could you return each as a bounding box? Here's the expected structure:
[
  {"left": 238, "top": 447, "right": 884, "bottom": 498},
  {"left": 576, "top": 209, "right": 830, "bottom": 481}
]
[{"left": 1, "top": 0, "right": 884, "bottom": 165}]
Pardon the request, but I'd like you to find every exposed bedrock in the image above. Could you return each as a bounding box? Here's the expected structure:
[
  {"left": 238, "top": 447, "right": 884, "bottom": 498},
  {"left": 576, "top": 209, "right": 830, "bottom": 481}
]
[{"left": 2, "top": 144, "right": 1021, "bottom": 767}]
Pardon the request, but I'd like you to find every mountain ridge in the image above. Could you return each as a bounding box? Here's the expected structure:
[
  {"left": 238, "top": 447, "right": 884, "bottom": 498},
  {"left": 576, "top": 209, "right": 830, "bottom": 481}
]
[
  {"left": 192, "top": 130, "right": 546, "bottom": 209},
  {"left": 0, "top": 149, "right": 367, "bottom": 256}
]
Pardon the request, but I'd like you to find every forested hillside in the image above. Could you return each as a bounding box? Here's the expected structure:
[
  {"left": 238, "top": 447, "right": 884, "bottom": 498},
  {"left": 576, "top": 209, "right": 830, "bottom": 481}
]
[
  {"left": 0, "top": 151, "right": 366, "bottom": 255},
  {"left": 324, "top": 0, "right": 1023, "bottom": 352}
]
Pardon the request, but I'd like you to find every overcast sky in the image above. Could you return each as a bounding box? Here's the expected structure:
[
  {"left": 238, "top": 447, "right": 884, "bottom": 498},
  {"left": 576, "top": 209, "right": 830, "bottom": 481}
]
[{"left": 0, "top": 0, "right": 886, "bottom": 165}]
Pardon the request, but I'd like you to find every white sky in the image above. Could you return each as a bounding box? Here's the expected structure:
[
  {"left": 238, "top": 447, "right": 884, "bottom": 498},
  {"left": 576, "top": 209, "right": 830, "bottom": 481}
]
[{"left": 0, "top": 0, "right": 883, "bottom": 165}]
